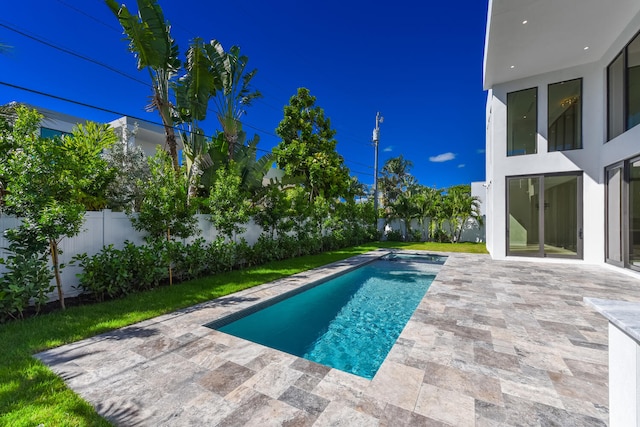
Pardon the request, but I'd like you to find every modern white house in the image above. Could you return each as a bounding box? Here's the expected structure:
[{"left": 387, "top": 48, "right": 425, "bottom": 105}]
[
  {"left": 29, "top": 104, "right": 172, "bottom": 157},
  {"left": 483, "top": 0, "right": 640, "bottom": 271}
]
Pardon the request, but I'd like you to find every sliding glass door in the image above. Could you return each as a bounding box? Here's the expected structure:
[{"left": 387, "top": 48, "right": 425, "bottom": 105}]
[
  {"left": 629, "top": 160, "right": 640, "bottom": 267},
  {"left": 507, "top": 173, "right": 582, "bottom": 258},
  {"left": 606, "top": 164, "right": 623, "bottom": 266}
]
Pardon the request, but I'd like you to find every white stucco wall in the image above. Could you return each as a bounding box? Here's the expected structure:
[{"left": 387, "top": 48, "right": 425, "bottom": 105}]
[{"left": 485, "top": 7, "right": 640, "bottom": 264}]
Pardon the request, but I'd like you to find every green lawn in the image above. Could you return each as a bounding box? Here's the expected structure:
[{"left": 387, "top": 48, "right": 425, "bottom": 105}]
[{"left": 0, "top": 241, "right": 486, "bottom": 426}]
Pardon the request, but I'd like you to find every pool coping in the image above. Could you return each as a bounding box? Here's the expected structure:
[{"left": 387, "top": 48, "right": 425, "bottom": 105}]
[{"left": 34, "top": 250, "right": 628, "bottom": 426}]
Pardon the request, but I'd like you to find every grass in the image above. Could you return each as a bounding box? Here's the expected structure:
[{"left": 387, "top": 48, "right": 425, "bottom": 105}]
[
  {"left": 0, "top": 241, "right": 486, "bottom": 426},
  {"left": 375, "top": 241, "right": 489, "bottom": 254}
]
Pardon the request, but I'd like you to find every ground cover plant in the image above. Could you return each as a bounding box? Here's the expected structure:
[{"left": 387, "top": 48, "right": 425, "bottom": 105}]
[{"left": 0, "top": 241, "right": 485, "bottom": 426}]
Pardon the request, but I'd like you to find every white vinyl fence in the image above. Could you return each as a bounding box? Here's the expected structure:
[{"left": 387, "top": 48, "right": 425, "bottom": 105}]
[
  {"left": 1, "top": 210, "right": 485, "bottom": 303},
  {"left": 0, "top": 210, "right": 265, "bottom": 301},
  {"left": 380, "top": 217, "right": 486, "bottom": 243}
]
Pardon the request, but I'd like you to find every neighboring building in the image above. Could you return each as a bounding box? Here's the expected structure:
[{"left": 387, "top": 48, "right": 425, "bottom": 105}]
[
  {"left": 26, "top": 104, "right": 173, "bottom": 157},
  {"left": 483, "top": 0, "right": 640, "bottom": 271}
]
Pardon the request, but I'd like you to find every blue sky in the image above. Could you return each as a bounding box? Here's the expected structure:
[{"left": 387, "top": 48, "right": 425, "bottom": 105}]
[{"left": 0, "top": 0, "right": 488, "bottom": 190}]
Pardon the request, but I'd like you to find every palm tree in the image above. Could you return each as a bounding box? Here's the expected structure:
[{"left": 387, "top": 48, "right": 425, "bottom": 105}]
[
  {"left": 379, "top": 155, "right": 416, "bottom": 208},
  {"left": 444, "top": 184, "right": 483, "bottom": 242},
  {"left": 413, "top": 186, "right": 442, "bottom": 241},
  {"left": 106, "top": 0, "right": 182, "bottom": 171}
]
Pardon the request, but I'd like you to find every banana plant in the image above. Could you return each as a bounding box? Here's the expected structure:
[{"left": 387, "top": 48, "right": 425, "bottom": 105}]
[
  {"left": 200, "top": 130, "right": 273, "bottom": 199},
  {"left": 173, "top": 38, "right": 220, "bottom": 198},
  {"left": 106, "top": 0, "right": 182, "bottom": 172},
  {"left": 207, "top": 40, "right": 262, "bottom": 161}
]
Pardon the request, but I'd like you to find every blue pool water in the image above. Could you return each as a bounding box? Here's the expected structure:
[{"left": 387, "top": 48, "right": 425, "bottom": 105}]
[{"left": 208, "top": 254, "right": 445, "bottom": 379}]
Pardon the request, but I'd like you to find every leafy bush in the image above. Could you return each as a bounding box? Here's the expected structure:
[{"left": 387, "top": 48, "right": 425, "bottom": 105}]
[
  {"left": 74, "top": 245, "right": 132, "bottom": 301},
  {"left": 69, "top": 221, "right": 376, "bottom": 307},
  {"left": 410, "top": 229, "right": 423, "bottom": 242},
  {"left": 123, "top": 241, "right": 167, "bottom": 291},
  {"left": 0, "top": 250, "right": 54, "bottom": 321},
  {"left": 385, "top": 229, "right": 404, "bottom": 242},
  {"left": 170, "top": 239, "right": 209, "bottom": 282},
  {"left": 0, "top": 229, "right": 54, "bottom": 322}
]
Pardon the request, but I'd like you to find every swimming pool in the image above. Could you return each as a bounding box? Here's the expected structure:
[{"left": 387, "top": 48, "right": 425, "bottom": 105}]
[{"left": 205, "top": 253, "right": 445, "bottom": 379}]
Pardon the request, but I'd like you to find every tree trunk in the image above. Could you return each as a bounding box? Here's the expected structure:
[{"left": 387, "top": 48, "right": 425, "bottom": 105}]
[
  {"left": 164, "top": 124, "right": 180, "bottom": 172},
  {"left": 167, "top": 227, "right": 173, "bottom": 285},
  {"left": 50, "top": 239, "right": 65, "bottom": 310}
]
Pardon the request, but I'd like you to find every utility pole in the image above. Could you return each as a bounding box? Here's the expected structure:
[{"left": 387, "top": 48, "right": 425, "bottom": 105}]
[{"left": 372, "top": 112, "right": 383, "bottom": 215}]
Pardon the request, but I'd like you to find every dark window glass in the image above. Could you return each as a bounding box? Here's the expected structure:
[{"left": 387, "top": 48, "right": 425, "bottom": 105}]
[
  {"left": 507, "top": 88, "right": 537, "bottom": 156},
  {"left": 548, "top": 79, "right": 582, "bottom": 151},
  {"left": 627, "top": 34, "right": 640, "bottom": 130},
  {"left": 607, "top": 31, "right": 640, "bottom": 141},
  {"left": 40, "top": 127, "right": 66, "bottom": 139},
  {"left": 608, "top": 52, "right": 625, "bottom": 140},
  {"left": 629, "top": 159, "right": 640, "bottom": 267},
  {"left": 606, "top": 165, "right": 623, "bottom": 264}
]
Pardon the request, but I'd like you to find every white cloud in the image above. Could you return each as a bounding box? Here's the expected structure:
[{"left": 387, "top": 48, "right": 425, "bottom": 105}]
[
  {"left": 429, "top": 152, "right": 456, "bottom": 163},
  {"left": 458, "top": 164, "right": 465, "bottom": 168},
  {"left": 383, "top": 146, "right": 393, "bottom": 152}
]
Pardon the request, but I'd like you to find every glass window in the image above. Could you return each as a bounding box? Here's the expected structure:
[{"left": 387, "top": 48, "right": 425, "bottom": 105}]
[
  {"left": 628, "top": 34, "right": 640, "bottom": 130},
  {"left": 507, "top": 88, "right": 537, "bottom": 156},
  {"left": 548, "top": 79, "right": 582, "bottom": 151},
  {"left": 40, "top": 127, "right": 66, "bottom": 139},
  {"left": 608, "top": 53, "right": 625, "bottom": 140},
  {"left": 607, "top": 32, "right": 640, "bottom": 141}
]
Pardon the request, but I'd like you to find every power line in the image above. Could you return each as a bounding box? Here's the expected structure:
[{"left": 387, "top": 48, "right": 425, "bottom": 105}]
[
  {"left": 0, "top": 21, "right": 149, "bottom": 88},
  {"left": 0, "top": 80, "right": 374, "bottom": 177},
  {"left": 3, "top": 7, "right": 376, "bottom": 151},
  {"left": 0, "top": 6, "right": 376, "bottom": 176},
  {"left": 55, "top": 0, "right": 122, "bottom": 33}
]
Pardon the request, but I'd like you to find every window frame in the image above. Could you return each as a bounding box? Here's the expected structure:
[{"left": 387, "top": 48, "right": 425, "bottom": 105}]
[
  {"left": 506, "top": 171, "right": 583, "bottom": 259},
  {"left": 607, "top": 30, "right": 640, "bottom": 142},
  {"left": 506, "top": 87, "right": 538, "bottom": 157},
  {"left": 547, "top": 78, "right": 583, "bottom": 152}
]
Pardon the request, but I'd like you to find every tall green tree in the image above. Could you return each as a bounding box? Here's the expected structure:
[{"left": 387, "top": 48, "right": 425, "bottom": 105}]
[
  {"left": 107, "top": 0, "right": 182, "bottom": 171},
  {"left": 0, "top": 103, "right": 20, "bottom": 210},
  {"left": 207, "top": 162, "right": 254, "bottom": 241},
  {"left": 274, "top": 88, "right": 351, "bottom": 202},
  {"left": 2, "top": 106, "right": 116, "bottom": 309},
  {"left": 132, "top": 147, "right": 197, "bottom": 242},
  {"left": 253, "top": 182, "right": 293, "bottom": 239}
]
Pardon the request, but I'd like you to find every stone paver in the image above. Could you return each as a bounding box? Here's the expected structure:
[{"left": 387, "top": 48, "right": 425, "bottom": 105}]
[{"left": 35, "top": 251, "right": 640, "bottom": 425}]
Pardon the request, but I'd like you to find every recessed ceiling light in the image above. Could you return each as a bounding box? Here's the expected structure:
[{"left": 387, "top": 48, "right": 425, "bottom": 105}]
[
  {"left": 522, "top": 20, "right": 528, "bottom": 24},
  {"left": 510, "top": 65, "right": 515, "bottom": 69},
  {"left": 584, "top": 46, "right": 589, "bottom": 50}
]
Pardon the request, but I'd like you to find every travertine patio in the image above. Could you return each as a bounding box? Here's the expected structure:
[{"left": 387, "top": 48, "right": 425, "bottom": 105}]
[{"left": 36, "top": 251, "right": 640, "bottom": 426}]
